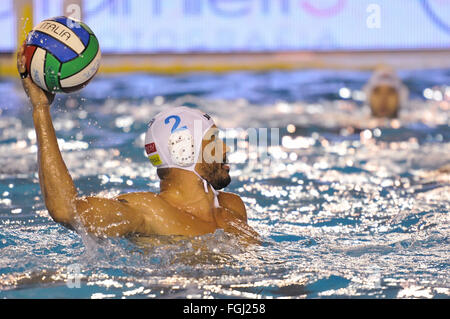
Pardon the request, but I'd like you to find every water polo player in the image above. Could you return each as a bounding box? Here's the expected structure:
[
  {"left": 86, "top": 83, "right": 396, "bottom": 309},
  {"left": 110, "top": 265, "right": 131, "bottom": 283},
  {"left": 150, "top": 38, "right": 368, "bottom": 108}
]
[
  {"left": 17, "top": 44, "right": 260, "bottom": 243},
  {"left": 363, "top": 67, "right": 409, "bottom": 118}
]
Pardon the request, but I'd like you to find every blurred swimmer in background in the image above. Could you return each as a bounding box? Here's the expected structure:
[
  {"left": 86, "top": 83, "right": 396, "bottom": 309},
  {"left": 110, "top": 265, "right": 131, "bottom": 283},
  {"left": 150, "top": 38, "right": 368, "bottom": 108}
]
[{"left": 363, "top": 67, "right": 409, "bottom": 118}]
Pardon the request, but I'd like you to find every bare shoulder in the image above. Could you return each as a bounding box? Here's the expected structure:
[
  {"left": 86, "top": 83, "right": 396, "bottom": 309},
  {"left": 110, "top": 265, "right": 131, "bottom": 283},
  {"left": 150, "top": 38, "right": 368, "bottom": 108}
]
[
  {"left": 115, "top": 191, "right": 169, "bottom": 209},
  {"left": 114, "top": 191, "right": 217, "bottom": 236},
  {"left": 116, "top": 191, "right": 161, "bottom": 202},
  {"left": 218, "top": 191, "right": 247, "bottom": 221}
]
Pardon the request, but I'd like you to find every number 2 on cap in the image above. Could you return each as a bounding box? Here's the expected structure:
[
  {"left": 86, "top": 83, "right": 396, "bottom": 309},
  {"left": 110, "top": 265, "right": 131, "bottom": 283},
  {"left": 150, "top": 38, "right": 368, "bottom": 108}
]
[{"left": 165, "top": 115, "right": 187, "bottom": 133}]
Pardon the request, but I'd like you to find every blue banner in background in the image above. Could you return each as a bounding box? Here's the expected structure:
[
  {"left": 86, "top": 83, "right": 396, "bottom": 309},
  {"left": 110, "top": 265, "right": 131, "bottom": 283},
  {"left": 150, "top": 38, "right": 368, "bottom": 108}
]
[
  {"left": 1, "top": 0, "right": 449, "bottom": 52},
  {"left": 0, "top": 0, "right": 14, "bottom": 52}
]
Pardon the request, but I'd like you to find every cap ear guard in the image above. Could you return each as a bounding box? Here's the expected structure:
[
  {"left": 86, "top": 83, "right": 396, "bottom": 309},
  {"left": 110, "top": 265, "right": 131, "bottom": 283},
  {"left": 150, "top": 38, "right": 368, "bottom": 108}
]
[{"left": 168, "top": 129, "right": 196, "bottom": 167}]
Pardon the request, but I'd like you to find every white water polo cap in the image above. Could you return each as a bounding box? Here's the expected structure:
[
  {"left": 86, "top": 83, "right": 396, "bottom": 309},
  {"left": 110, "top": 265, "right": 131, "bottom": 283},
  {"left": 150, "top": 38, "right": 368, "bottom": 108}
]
[
  {"left": 144, "top": 107, "right": 220, "bottom": 206},
  {"left": 363, "top": 68, "right": 409, "bottom": 107}
]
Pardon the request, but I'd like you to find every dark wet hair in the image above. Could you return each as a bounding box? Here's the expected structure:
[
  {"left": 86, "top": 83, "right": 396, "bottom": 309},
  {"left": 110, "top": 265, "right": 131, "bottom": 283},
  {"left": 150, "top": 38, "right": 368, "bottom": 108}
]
[{"left": 157, "top": 168, "right": 170, "bottom": 180}]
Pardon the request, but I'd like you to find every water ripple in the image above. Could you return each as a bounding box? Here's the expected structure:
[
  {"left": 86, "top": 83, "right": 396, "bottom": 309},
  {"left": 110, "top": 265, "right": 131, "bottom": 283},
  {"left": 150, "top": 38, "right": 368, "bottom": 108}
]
[{"left": 0, "top": 71, "right": 449, "bottom": 298}]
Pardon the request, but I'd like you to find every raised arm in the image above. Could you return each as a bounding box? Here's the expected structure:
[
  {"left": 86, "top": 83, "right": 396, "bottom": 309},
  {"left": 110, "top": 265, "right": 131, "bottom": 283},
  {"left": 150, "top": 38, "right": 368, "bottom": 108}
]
[
  {"left": 17, "top": 43, "right": 77, "bottom": 226},
  {"left": 17, "top": 43, "right": 143, "bottom": 236}
]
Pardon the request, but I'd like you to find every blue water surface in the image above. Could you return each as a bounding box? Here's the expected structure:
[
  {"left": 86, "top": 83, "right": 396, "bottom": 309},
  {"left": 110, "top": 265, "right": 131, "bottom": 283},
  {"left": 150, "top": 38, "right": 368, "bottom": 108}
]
[{"left": 0, "top": 69, "right": 449, "bottom": 298}]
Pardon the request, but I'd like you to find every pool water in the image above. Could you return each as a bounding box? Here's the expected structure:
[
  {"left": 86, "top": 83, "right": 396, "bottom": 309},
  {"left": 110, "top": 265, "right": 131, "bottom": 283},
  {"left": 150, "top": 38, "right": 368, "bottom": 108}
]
[{"left": 0, "top": 69, "right": 449, "bottom": 298}]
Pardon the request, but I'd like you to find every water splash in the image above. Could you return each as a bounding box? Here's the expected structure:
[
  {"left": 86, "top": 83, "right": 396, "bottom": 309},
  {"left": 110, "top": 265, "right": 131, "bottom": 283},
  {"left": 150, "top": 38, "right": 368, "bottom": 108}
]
[{"left": 0, "top": 70, "right": 449, "bottom": 298}]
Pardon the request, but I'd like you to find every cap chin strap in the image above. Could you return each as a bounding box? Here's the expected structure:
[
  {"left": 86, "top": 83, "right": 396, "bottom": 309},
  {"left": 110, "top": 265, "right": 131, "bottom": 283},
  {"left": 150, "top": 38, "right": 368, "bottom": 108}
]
[{"left": 191, "top": 168, "right": 220, "bottom": 208}]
